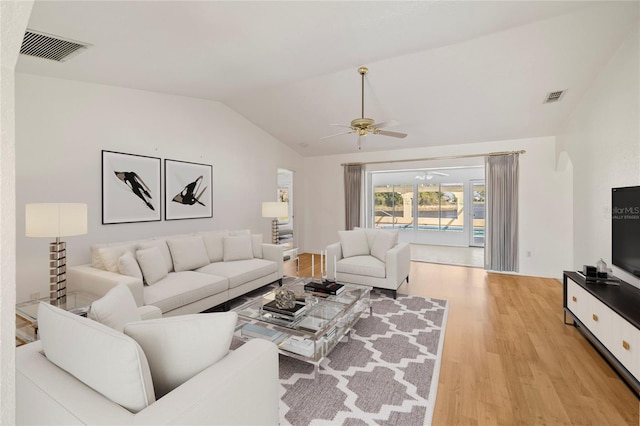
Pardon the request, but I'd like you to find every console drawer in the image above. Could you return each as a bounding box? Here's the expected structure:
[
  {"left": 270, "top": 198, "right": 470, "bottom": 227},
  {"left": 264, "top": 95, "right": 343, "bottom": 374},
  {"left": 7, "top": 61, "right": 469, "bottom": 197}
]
[{"left": 609, "top": 310, "right": 640, "bottom": 381}]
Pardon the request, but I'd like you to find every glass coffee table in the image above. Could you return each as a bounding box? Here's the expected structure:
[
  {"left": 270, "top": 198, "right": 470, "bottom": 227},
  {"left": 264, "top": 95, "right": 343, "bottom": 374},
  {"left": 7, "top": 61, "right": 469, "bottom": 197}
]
[{"left": 233, "top": 277, "right": 371, "bottom": 370}]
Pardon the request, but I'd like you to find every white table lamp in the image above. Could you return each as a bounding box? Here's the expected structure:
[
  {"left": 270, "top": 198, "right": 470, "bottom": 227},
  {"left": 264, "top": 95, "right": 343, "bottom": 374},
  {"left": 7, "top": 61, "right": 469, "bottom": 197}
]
[
  {"left": 26, "top": 203, "right": 87, "bottom": 306},
  {"left": 262, "top": 201, "right": 288, "bottom": 244}
]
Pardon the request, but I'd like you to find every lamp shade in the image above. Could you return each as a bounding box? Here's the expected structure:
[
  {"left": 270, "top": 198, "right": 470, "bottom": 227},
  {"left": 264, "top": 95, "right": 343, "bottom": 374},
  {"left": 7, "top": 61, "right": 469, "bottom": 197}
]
[
  {"left": 26, "top": 203, "right": 87, "bottom": 238},
  {"left": 261, "top": 201, "right": 288, "bottom": 218}
]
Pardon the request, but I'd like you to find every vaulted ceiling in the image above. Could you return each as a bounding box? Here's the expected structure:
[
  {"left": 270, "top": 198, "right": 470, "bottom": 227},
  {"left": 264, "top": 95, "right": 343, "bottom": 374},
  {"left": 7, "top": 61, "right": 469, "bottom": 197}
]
[{"left": 17, "top": 1, "right": 639, "bottom": 156}]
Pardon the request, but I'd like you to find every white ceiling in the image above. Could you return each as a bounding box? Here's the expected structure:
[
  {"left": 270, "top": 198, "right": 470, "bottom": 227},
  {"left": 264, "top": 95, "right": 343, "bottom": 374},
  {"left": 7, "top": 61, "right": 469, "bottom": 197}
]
[{"left": 17, "top": 1, "right": 639, "bottom": 157}]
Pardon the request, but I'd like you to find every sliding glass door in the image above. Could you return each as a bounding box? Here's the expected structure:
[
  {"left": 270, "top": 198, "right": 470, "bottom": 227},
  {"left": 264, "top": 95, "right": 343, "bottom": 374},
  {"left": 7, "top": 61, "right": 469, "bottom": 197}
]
[{"left": 367, "top": 167, "right": 484, "bottom": 246}]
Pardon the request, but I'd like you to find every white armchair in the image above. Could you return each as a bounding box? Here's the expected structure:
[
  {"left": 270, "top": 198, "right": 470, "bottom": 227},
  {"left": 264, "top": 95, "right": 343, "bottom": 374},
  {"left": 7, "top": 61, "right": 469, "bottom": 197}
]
[{"left": 326, "top": 228, "right": 410, "bottom": 298}]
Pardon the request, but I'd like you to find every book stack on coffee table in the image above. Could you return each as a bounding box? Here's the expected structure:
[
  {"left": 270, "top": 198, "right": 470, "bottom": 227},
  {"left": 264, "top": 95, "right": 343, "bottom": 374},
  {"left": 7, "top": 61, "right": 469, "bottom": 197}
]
[
  {"left": 303, "top": 280, "right": 345, "bottom": 295},
  {"left": 261, "top": 299, "right": 306, "bottom": 321}
]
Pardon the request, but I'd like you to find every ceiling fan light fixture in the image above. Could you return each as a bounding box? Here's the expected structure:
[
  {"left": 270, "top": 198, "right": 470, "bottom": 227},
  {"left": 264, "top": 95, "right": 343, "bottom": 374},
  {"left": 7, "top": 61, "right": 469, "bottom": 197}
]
[{"left": 320, "top": 66, "right": 408, "bottom": 147}]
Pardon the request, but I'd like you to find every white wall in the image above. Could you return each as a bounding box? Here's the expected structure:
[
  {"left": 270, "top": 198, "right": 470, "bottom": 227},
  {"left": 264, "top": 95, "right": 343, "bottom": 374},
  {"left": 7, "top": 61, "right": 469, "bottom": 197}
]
[
  {"left": 303, "top": 137, "right": 573, "bottom": 279},
  {"left": 15, "top": 74, "right": 304, "bottom": 303},
  {"left": 1, "top": 1, "right": 34, "bottom": 423},
  {"left": 557, "top": 24, "right": 640, "bottom": 288}
]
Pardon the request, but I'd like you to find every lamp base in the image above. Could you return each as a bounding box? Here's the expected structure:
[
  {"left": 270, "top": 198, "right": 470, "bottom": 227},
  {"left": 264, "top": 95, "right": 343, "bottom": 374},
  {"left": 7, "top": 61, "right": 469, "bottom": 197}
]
[
  {"left": 272, "top": 218, "right": 279, "bottom": 245},
  {"left": 49, "top": 239, "right": 67, "bottom": 306}
]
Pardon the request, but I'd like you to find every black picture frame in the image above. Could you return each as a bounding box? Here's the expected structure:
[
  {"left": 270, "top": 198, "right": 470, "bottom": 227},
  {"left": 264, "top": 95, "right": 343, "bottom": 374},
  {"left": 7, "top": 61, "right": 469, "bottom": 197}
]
[
  {"left": 164, "top": 159, "right": 213, "bottom": 220},
  {"left": 102, "top": 150, "right": 161, "bottom": 224}
]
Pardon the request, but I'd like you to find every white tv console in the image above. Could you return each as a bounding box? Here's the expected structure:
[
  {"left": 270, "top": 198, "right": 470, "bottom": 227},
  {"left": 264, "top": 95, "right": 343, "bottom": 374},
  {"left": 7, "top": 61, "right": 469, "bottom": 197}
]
[{"left": 563, "top": 271, "right": 640, "bottom": 396}]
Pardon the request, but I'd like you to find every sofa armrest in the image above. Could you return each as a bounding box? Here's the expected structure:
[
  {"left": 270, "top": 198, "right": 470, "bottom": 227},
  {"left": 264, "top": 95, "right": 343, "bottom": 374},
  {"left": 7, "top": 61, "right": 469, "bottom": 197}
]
[
  {"left": 325, "top": 242, "right": 343, "bottom": 281},
  {"left": 262, "top": 243, "right": 285, "bottom": 279},
  {"left": 132, "top": 339, "right": 280, "bottom": 425},
  {"left": 138, "top": 305, "right": 162, "bottom": 320},
  {"left": 385, "top": 242, "right": 411, "bottom": 287},
  {"left": 68, "top": 264, "right": 145, "bottom": 307}
]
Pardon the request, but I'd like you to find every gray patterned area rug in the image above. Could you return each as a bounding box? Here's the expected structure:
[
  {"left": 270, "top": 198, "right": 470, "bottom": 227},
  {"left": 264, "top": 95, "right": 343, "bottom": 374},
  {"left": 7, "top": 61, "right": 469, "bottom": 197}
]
[{"left": 276, "top": 291, "right": 448, "bottom": 426}]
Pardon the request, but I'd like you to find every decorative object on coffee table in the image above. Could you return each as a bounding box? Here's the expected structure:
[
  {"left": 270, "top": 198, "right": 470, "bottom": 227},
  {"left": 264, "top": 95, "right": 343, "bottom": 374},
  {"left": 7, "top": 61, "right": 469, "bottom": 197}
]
[
  {"left": 262, "top": 201, "right": 288, "bottom": 244},
  {"left": 102, "top": 150, "right": 161, "bottom": 224},
  {"left": 25, "top": 203, "right": 87, "bottom": 306},
  {"left": 164, "top": 159, "right": 213, "bottom": 220}
]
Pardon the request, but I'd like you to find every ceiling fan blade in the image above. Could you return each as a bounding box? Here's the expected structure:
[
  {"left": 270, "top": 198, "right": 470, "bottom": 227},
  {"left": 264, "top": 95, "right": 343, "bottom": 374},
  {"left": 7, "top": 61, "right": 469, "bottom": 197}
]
[
  {"left": 371, "top": 120, "right": 399, "bottom": 129},
  {"left": 376, "top": 130, "right": 408, "bottom": 139},
  {"left": 320, "top": 131, "right": 353, "bottom": 140}
]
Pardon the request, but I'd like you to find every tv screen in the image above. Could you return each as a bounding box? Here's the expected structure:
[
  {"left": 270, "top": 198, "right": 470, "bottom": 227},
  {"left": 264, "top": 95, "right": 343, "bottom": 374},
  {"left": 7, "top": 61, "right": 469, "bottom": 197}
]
[{"left": 612, "top": 186, "right": 640, "bottom": 278}]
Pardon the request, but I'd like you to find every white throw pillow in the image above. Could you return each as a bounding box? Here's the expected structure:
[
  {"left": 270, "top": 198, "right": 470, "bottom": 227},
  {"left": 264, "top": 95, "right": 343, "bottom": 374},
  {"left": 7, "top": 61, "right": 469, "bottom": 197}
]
[
  {"left": 251, "top": 234, "right": 263, "bottom": 259},
  {"left": 223, "top": 235, "right": 254, "bottom": 261},
  {"left": 138, "top": 239, "right": 174, "bottom": 272},
  {"left": 136, "top": 246, "right": 168, "bottom": 285},
  {"left": 124, "top": 312, "right": 237, "bottom": 399},
  {"left": 88, "top": 284, "right": 142, "bottom": 332},
  {"left": 370, "top": 230, "right": 398, "bottom": 263},
  {"left": 118, "top": 252, "right": 143, "bottom": 280},
  {"left": 166, "top": 236, "right": 210, "bottom": 272},
  {"left": 99, "top": 244, "right": 137, "bottom": 273},
  {"left": 38, "top": 302, "right": 155, "bottom": 413},
  {"left": 199, "top": 230, "right": 229, "bottom": 262},
  {"left": 339, "top": 229, "right": 370, "bottom": 258}
]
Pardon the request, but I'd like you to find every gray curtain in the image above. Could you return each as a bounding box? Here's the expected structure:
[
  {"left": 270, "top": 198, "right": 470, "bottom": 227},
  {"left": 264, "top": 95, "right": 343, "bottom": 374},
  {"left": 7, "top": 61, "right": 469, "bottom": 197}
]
[
  {"left": 344, "top": 164, "right": 363, "bottom": 230},
  {"left": 484, "top": 154, "right": 519, "bottom": 272}
]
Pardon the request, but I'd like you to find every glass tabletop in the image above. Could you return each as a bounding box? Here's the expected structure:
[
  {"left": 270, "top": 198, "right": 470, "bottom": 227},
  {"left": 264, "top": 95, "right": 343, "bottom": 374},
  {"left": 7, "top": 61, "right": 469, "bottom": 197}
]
[
  {"left": 16, "top": 291, "right": 99, "bottom": 322},
  {"left": 234, "top": 277, "right": 370, "bottom": 338}
]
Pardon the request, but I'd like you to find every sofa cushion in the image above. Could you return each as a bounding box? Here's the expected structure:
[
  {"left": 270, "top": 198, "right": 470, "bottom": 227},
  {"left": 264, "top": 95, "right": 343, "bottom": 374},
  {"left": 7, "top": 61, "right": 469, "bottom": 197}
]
[
  {"left": 337, "top": 255, "right": 386, "bottom": 278},
  {"left": 199, "top": 230, "right": 230, "bottom": 262},
  {"left": 136, "top": 246, "right": 169, "bottom": 285},
  {"left": 251, "top": 234, "right": 263, "bottom": 259},
  {"left": 138, "top": 239, "right": 174, "bottom": 272},
  {"left": 38, "top": 302, "right": 155, "bottom": 414},
  {"left": 99, "top": 244, "right": 137, "bottom": 273},
  {"left": 197, "top": 258, "right": 277, "bottom": 289},
  {"left": 166, "top": 236, "right": 210, "bottom": 272},
  {"left": 370, "top": 230, "right": 398, "bottom": 263},
  {"left": 88, "top": 284, "right": 142, "bottom": 332},
  {"left": 118, "top": 252, "right": 143, "bottom": 280},
  {"left": 124, "top": 312, "right": 237, "bottom": 399},
  {"left": 223, "top": 235, "right": 254, "bottom": 262},
  {"left": 339, "top": 229, "right": 370, "bottom": 258},
  {"left": 143, "top": 271, "right": 228, "bottom": 314}
]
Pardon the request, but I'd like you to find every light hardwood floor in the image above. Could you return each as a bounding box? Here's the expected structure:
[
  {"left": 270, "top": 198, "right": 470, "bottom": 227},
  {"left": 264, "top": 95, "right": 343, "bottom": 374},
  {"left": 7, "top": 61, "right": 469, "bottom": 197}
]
[{"left": 288, "top": 254, "right": 639, "bottom": 425}]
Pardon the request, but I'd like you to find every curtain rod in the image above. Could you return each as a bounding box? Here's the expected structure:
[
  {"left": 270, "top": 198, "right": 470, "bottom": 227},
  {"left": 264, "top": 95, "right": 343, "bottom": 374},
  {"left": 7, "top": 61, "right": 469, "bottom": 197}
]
[{"left": 341, "top": 150, "right": 526, "bottom": 167}]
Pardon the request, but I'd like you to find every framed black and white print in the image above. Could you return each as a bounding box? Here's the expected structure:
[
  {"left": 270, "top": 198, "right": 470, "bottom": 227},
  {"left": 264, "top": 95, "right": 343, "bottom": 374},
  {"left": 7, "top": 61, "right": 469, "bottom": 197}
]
[
  {"left": 102, "top": 150, "right": 161, "bottom": 224},
  {"left": 164, "top": 159, "right": 213, "bottom": 220}
]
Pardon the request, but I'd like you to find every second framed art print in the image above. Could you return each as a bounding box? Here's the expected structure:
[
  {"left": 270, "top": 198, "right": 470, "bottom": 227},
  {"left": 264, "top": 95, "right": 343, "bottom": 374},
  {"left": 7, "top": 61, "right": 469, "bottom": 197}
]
[
  {"left": 164, "top": 159, "right": 213, "bottom": 220},
  {"left": 102, "top": 150, "right": 161, "bottom": 224}
]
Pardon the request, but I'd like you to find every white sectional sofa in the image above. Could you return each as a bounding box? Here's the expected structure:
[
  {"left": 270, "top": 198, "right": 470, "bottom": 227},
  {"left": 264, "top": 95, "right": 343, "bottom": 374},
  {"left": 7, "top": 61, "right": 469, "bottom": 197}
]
[{"left": 68, "top": 229, "right": 284, "bottom": 316}]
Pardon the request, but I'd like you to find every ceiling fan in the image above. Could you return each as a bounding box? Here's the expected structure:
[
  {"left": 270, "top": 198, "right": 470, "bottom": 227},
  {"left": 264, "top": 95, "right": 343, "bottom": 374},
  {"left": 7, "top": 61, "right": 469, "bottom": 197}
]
[{"left": 321, "top": 66, "right": 407, "bottom": 150}]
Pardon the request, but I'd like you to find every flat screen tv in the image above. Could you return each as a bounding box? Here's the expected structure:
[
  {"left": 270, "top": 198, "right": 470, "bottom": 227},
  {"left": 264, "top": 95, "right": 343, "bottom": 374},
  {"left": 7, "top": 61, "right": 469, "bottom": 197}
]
[{"left": 612, "top": 186, "right": 640, "bottom": 278}]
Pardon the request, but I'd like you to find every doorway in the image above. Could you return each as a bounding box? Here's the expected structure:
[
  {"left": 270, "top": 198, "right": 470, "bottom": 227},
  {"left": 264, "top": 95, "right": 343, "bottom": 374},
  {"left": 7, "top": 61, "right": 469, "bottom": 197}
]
[{"left": 277, "top": 168, "right": 294, "bottom": 246}]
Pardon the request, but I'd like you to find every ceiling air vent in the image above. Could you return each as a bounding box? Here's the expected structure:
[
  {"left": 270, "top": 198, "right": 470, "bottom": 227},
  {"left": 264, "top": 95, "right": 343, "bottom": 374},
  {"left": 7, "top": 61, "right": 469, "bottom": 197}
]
[
  {"left": 20, "top": 29, "right": 90, "bottom": 62},
  {"left": 543, "top": 90, "right": 566, "bottom": 104}
]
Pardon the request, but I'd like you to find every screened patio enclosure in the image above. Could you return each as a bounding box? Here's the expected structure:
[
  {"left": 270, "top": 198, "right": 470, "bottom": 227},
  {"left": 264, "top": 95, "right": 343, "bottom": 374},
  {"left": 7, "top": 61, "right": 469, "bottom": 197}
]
[{"left": 365, "top": 166, "right": 485, "bottom": 247}]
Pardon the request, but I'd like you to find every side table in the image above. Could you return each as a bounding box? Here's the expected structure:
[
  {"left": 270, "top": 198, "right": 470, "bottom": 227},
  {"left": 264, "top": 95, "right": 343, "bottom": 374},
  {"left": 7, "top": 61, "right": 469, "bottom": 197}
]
[
  {"left": 16, "top": 291, "right": 99, "bottom": 346},
  {"left": 283, "top": 247, "right": 299, "bottom": 276}
]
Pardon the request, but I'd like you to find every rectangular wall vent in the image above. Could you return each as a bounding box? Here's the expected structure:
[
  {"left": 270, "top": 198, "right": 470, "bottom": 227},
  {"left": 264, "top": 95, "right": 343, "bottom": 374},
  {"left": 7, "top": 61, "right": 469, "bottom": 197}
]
[
  {"left": 20, "top": 29, "right": 90, "bottom": 62},
  {"left": 543, "top": 90, "right": 567, "bottom": 104}
]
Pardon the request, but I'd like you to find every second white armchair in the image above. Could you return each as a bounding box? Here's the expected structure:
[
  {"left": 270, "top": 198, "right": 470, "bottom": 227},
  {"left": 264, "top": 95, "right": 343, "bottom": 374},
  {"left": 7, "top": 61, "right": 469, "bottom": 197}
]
[{"left": 326, "top": 227, "right": 410, "bottom": 298}]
